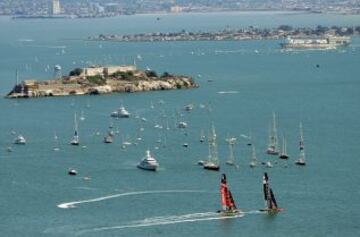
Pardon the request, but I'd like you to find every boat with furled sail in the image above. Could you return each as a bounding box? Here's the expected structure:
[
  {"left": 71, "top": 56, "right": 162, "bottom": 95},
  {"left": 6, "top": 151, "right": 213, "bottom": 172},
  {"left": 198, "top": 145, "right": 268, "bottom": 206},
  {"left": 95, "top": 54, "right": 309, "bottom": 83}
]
[
  {"left": 249, "top": 145, "right": 258, "bottom": 168},
  {"left": 266, "top": 112, "right": 279, "bottom": 155},
  {"left": 70, "top": 112, "right": 80, "bottom": 146},
  {"left": 260, "top": 172, "right": 283, "bottom": 213},
  {"left": 295, "top": 122, "right": 306, "bottom": 166},
  {"left": 203, "top": 124, "right": 220, "bottom": 171},
  {"left": 218, "top": 173, "right": 241, "bottom": 216},
  {"left": 279, "top": 135, "right": 289, "bottom": 159},
  {"left": 225, "top": 137, "right": 237, "bottom": 166}
]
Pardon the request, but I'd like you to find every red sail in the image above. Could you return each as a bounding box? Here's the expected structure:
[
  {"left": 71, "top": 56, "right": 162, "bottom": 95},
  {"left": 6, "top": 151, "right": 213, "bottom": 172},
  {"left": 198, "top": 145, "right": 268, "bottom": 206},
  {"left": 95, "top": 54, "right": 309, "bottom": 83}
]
[{"left": 220, "top": 174, "right": 237, "bottom": 211}]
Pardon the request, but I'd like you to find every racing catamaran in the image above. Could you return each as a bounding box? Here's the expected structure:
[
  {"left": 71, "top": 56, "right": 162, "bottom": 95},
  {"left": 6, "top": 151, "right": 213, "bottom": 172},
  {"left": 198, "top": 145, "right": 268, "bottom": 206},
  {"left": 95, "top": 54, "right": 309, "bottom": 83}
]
[
  {"left": 260, "top": 172, "right": 283, "bottom": 213},
  {"left": 219, "top": 173, "right": 240, "bottom": 215}
]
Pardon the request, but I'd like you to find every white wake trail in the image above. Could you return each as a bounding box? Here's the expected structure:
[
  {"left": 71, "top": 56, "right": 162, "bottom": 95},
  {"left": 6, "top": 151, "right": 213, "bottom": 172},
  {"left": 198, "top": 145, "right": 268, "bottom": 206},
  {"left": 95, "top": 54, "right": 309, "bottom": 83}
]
[
  {"left": 57, "top": 190, "right": 208, "bottom": 209},
  {"left": 76, "top": 212, "right": 245, "bottom": 235}
]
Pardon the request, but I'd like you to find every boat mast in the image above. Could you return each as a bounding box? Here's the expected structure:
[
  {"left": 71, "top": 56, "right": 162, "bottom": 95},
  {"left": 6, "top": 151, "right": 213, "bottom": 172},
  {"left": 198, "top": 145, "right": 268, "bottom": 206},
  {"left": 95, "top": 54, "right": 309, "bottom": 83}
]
[
  {"left": 272, "top": 112, "right": 278, "bottom": 150},
  {"left": 226, "top": 137, "right": 236, "bottom": 165},
  {"left": 208, "top": 124, "right": 219, "bottom": 165},
  {"left": 299, "top": 122, "right": 304, "bottom": 151},
  {"left": 74, "top": 112, "right": 78, "bottom": 138},
  {"left": 16, "top": 70, "right": 19, "bottom": 85},
  {"left": 251, "top": 145, "right": 257, "bottom": 164}
]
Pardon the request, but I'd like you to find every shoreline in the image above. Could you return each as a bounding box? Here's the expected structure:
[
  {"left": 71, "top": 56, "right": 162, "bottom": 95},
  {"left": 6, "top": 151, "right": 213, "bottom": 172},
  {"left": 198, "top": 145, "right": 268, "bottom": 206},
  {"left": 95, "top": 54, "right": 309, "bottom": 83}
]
[{"left": 88, "top": 25, "right": 358, "bottom": 44}]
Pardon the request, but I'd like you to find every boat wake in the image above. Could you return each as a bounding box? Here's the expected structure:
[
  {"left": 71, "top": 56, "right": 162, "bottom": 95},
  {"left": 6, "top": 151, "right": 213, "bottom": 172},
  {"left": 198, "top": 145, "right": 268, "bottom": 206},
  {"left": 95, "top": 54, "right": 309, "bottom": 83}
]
[
  {"left": 76, "top": 211, "right": 255, "bottom": 235},
  {"left": 217, "top": 91, "right": 239, "bottom": 94},
  {"left": 57, "top": 190, "right": 209, "bottom": 209}
]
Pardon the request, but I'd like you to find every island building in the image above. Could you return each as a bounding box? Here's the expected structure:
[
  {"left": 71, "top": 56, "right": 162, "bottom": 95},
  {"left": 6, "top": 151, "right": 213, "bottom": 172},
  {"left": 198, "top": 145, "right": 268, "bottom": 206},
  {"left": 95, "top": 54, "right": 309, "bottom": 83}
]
[
  {"left": 50, "top": 0, "right": 61, "bottom": 15},
  {"left": 81, "top": 65, "right": 137, "bottom": 77}
]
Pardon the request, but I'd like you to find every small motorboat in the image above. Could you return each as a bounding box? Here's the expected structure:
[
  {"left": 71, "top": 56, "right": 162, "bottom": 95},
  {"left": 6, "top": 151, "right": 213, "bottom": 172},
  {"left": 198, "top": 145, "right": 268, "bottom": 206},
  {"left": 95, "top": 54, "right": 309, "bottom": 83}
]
[
  {"left": 203, "top": 161, "right": 220, "bottom": 171},
  {"left": 104, "top": 133, "right": 113, "bottom": 143},
  {"left": 177, "top": 122, "right": 188, "bottom": 129},
  {"left": 111, "top": 106, "right": 130, "bottom": 118},
  {"left": 68, "top": 169, "right": 77, "bottom": 176},
  {"left": 14, "top": 135, "right": 26, "bottom": 145}
]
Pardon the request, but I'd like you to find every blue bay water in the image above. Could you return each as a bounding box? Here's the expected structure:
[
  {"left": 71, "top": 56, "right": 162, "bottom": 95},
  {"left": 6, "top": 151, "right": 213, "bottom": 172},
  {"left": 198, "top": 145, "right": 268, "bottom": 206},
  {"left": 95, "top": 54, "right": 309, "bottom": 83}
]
[{"left": 0, "top": 12, "right": 360, "bottom": 236}]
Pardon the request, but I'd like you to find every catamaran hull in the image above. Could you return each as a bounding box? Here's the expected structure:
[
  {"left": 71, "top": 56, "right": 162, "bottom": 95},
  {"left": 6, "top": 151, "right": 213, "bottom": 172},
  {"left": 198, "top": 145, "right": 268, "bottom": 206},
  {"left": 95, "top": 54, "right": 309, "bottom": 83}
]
[
  {"left": 259, "top": 208, "right": 284, "bottom": 214},
  {"left": 218, "top": 210, "right": 242, "bottom": 216}
]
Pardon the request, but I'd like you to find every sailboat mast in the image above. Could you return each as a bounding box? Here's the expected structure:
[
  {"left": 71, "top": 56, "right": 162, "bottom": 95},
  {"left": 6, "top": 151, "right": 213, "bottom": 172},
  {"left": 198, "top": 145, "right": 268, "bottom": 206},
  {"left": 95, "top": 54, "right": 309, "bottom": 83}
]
[
  {"left": 16, "top": 70, "right": 19, "bottom": 85},
  {"left": 210, "top": 124, "right": 218, "bottom": 164},
  {"left": 74, "top": 112, "right": 78, "bottom": 136},
  {"left": 272, "top": 112, "right": 278, "bottom": 148},
  {"left": 299, "top": 122, "right": 304, "bottom": 150}
]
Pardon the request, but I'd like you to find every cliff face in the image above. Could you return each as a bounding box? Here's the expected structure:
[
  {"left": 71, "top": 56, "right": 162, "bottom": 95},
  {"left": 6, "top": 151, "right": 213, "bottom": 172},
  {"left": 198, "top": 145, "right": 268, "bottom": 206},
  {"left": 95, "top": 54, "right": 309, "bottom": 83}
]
[{"left": 6, "top": 69, "right": 197, "bottom": 99}]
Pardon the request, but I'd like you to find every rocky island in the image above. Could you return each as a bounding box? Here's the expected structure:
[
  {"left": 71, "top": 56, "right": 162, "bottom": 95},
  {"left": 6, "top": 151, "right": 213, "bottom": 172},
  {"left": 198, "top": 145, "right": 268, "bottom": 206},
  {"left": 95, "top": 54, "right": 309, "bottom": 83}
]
[{"left": 6, "top": 65, "right": 197, "bottom": 99}]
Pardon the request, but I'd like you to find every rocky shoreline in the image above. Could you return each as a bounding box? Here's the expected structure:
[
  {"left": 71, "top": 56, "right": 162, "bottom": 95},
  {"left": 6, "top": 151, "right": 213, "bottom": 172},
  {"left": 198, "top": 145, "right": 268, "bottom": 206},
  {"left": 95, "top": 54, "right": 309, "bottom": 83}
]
[{"left": 6, "top": 65, "right": 197, "bottom": 99}]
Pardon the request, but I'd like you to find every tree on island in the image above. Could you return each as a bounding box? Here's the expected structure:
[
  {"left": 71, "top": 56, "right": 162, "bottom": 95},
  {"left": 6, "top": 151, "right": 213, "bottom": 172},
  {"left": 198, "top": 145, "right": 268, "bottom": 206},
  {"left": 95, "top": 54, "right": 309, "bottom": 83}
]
[
  {"left": 161, "top": 72, "right": 172, "bottom": 78},
  {"left": 145, "top": 70, "right": 158, "bottom": 78},
  {"left": 69, "top": 68, "right": 83, "bottom": 76}
]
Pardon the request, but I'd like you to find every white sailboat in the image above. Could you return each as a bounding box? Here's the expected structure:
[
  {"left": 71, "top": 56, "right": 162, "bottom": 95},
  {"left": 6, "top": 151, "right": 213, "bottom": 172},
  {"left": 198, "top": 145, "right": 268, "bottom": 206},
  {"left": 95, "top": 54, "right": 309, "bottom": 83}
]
[
  {"left": 279, "top": 135, "right": 289, "bottom": 159},
  {"left": 203, "top": 125, "right": 220, "bottom": 171},
  {"left": 250, "top": 145, "right": 258, "bottom": 168},
  {"left": 70, "top": 112, "right": 80, "bottom": 146},
  {"left": 295, "top": 122, "right": 306, "bottom": 166},
  {"left": 225, "top": 137, "right": 237, "bottom": 166},
  {"left": 53, "top": 132, "right": 60, "bottom": 151},
  {"left": 266, "top": 112, "right": 279, "bottom": 155}
]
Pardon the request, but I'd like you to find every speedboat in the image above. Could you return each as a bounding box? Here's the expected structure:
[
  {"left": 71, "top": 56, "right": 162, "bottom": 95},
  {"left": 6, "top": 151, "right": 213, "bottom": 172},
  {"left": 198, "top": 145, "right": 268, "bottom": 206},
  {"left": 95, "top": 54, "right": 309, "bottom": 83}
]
[
  {"left": 137, "top": 150, "right": 159, "bottom": 171},
  {"left": 111, "top": 106, "right": 130, "bottom": 118},
  {"left": 14, "top": 135, "right": 26, "bottom": 144}
]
